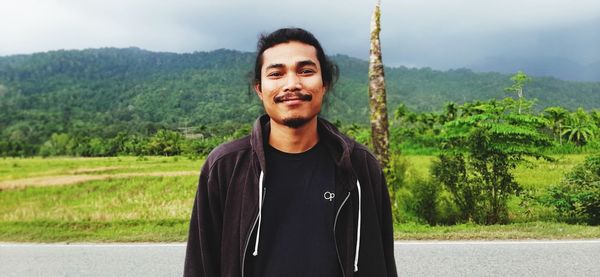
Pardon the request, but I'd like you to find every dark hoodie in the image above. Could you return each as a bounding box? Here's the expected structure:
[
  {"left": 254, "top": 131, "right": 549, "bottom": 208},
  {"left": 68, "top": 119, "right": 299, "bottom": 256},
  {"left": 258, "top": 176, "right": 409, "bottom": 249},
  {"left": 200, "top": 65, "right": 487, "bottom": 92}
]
[{"left": 184, "top": 115, "right": 397, "bottom": 277}]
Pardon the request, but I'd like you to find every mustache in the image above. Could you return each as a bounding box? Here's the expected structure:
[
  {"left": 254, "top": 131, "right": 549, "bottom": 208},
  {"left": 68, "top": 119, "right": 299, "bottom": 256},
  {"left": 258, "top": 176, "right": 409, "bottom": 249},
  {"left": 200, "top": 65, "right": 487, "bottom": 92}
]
[{"left": 274, "top": 92, "right": 312, "bottom": 103}]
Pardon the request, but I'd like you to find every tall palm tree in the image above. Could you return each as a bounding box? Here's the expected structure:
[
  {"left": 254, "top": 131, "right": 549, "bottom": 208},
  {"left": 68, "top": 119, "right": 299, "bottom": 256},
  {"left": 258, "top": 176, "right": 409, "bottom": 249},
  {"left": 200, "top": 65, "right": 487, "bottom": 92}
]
[{"left": 368, "top": 0, "right": 390, "bottom": 167}]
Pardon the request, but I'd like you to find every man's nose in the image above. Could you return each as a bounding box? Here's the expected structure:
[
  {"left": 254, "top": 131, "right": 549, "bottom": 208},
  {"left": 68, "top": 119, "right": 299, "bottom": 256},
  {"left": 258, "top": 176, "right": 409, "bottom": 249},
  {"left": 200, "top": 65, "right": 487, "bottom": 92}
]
[{"left": 283, "top": 73, "right": 301, "bottom": 92}]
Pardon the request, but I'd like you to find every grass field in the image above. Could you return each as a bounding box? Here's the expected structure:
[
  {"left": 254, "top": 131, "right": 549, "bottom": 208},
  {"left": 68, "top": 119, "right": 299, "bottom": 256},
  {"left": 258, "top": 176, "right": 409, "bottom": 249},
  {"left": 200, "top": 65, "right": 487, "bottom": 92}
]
[{"left": 1, "top": 155, "right": 598, "bottom": 242}]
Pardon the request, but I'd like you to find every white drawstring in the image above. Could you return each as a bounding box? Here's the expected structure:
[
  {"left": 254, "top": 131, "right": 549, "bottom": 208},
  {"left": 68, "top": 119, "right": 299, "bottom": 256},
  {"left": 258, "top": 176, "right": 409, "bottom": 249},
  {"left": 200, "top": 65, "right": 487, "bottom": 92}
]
[
  {"left": 252, "top": 171, "right": 265, "bottom": 256},
  {"left": 353, "top": 179, "right": 362, "bottom": 272},
  {"left": 252, "top": 170, "right": 362, "bottom": 272}
]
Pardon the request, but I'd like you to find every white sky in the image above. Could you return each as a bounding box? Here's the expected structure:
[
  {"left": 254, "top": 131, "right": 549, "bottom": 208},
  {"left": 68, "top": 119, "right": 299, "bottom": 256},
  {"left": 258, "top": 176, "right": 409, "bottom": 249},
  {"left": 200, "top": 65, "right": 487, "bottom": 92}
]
[{"left": 0, "top": 0, "right": 599, "bottom": 69}]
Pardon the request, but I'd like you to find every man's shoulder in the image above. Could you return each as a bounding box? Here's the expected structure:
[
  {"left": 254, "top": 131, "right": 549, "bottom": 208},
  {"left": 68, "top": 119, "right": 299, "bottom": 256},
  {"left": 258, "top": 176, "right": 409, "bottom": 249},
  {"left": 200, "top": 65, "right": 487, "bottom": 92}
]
[
  {"left": 204, "top": 135, "right": 252, "bottom": 168},
  {"left": 350, "top": 140, "right": 383, "bottom": 170}
]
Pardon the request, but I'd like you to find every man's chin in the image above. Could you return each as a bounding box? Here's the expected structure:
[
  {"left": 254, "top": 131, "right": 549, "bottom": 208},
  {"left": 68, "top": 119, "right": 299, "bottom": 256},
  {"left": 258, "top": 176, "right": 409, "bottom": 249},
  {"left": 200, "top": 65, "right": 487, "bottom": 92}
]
[{"left": 281, "top": 117, "right": 311, "bottom": 129}]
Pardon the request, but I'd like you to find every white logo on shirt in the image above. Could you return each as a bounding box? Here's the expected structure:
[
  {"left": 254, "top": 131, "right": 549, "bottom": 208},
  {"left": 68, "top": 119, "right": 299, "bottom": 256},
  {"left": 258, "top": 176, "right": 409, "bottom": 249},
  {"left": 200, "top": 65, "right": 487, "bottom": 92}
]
[{"left": 324, "top": 191, "right": 335, "bottom": 202}]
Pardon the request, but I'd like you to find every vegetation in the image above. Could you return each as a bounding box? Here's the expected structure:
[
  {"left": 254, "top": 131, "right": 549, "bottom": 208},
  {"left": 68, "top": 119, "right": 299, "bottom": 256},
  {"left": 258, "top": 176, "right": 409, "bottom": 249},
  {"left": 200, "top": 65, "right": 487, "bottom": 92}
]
[
  {"left": 433, "top": 98, "right": 552, "bottom": 224},
  {"left": 545, "top": 153, "right": 600, "bottom": 225},
  {"left": 1, "top": 48, "right": 600, "bottom": 157},
  {"left": 1, "top": 48, "right": 600, "bottom": 241},
  {"left": 2, "top": 155, "right": 599, "bottom": 242}
]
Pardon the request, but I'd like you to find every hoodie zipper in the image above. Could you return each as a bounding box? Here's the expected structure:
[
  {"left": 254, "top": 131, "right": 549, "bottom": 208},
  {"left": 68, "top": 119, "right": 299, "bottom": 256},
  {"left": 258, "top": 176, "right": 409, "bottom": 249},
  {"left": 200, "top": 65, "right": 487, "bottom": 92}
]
[
  {"left": 241, "top": 188, "right": 266, "bottom": 277},
  {"left": 334, "top": 191, "right": 351, "bottom": 277}
]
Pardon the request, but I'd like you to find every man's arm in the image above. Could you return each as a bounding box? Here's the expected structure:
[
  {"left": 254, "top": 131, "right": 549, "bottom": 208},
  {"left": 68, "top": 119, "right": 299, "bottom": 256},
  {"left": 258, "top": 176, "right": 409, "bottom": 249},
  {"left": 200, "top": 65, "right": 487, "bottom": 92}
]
[{"left": 184, "top": 162, "right": 222, "bottom": 277}]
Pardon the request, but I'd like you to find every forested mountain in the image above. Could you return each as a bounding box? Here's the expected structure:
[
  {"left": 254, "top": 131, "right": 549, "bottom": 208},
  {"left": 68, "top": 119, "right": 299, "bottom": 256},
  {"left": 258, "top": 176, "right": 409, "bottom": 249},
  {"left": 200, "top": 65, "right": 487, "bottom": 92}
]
[{"left": 1, "top": 47, "right": 599, "bottom": 148}]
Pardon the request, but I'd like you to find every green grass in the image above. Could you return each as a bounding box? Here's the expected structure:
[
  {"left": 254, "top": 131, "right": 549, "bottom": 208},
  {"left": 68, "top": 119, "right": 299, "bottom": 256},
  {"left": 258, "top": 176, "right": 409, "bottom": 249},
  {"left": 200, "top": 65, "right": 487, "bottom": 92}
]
[
  {"left": 0, "top": 157, "right": 199, "bottom": 242},
  {"left": 395, "top": 222, "right": 600, "bottom": 240},
  {"left": 0, "top": 156, "right": 199, "bottom": 182},
  {"left": 402, "top": 154, "right": 586, "bottom": 188},
  {"left": 0, "top": 155, "right": 598, "bottom": 242},
  {"left": 0, "top": 219, "right": 188, "bottom": 242}
]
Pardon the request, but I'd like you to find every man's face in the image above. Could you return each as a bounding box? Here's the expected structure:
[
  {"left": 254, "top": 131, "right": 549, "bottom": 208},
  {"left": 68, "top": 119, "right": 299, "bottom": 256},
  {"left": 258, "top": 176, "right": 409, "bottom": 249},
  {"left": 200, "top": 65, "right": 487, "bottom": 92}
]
[{"left": 255, "top": 41, "right": 326, "bottom": 129}]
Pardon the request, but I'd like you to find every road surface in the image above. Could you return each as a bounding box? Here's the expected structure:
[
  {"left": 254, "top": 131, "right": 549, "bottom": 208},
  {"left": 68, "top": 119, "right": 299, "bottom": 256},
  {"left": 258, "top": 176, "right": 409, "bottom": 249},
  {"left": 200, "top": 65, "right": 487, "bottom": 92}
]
[{"left": 1, "top": 240, "right": 599, "bottom": 276}]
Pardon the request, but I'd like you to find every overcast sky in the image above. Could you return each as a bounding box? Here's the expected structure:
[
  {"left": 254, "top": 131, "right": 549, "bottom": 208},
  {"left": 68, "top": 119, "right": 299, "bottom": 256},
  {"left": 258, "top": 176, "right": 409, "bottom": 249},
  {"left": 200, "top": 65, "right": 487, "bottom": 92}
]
[{"left": 1, "top": 0, "right": 599, "bottom": 70}]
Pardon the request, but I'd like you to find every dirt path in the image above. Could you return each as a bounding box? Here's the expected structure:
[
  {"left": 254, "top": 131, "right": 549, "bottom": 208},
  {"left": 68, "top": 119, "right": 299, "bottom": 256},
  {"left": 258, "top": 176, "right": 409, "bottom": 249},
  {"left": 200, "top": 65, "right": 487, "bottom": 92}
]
[{"left": 0, "top": 171, "right": 197, "bottom": 190}]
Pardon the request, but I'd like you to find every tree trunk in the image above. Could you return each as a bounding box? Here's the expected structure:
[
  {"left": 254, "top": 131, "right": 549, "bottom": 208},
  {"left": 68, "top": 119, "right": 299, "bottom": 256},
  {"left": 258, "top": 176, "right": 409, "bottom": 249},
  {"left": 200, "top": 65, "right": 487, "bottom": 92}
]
[{"left": 368, "top": 0, "right": 390, "bottom": 168}]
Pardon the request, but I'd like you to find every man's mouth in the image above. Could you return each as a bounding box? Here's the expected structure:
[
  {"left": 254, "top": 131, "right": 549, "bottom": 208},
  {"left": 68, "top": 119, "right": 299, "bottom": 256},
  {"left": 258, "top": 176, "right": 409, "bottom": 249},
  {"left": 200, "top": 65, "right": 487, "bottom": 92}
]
[{"left": 274, "top": 92, "right": 312, "bottom": 103}]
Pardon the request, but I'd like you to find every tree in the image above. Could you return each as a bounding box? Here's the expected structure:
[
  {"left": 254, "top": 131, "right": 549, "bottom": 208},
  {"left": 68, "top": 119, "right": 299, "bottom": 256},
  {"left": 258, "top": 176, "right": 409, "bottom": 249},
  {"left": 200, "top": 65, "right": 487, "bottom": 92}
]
[
  {"left": 562, "top": 108, "right": 596, "bottom": 146},
  {"left": 147, "top": 129, "right": 184, "bottom": 156},
  {"left": 434, "top": 98, "right": 552, "bottom": 224},
  {"left": 504, "top": 70, "right": 531, "bottom": 114},
  {"left": 590, "top": 110, "right": 600, "bottom": 129},
  {"left": 368, "top": 0, "right": 390, "bottom": 168},
  {"left": 543, "top": 106, "right": 569, "bottom": 145}
]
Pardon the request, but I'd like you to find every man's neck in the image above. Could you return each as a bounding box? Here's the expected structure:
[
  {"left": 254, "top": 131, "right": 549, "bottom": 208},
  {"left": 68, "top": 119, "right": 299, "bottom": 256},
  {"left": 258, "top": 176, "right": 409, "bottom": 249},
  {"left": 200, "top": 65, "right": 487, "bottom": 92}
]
[{"left": 268, "top": 118, "right": 319, "bottom": 153}]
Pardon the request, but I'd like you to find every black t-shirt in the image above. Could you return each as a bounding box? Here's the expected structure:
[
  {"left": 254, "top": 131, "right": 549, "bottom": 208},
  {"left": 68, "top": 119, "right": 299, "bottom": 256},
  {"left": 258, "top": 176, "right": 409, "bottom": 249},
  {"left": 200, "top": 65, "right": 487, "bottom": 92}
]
[{"left": 249, "top": 141, "right": 341, "bottom": 277}]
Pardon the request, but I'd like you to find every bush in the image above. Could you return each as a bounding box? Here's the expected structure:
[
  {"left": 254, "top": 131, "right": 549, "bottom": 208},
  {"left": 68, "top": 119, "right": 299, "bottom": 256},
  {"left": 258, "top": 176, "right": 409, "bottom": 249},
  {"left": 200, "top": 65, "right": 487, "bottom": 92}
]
[
  {"left": 410, "top": 179, "right": 440, "bottom": 225},
  {"left": 545, "top": 153, "right": 600, "bottom": 225}
]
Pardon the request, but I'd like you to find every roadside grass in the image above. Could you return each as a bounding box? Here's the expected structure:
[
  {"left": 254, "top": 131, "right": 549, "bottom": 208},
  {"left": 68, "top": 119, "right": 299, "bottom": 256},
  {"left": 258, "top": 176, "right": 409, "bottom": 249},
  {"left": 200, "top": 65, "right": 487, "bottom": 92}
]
[
  {"left": 1, "top": 155, "right": 598, "bottom": 242},
  {"left": 395, "top": 222, "right": 600, "bottom": 240},
  {"left": 0, "top": 219, "right": 188, "bottom": 242}
]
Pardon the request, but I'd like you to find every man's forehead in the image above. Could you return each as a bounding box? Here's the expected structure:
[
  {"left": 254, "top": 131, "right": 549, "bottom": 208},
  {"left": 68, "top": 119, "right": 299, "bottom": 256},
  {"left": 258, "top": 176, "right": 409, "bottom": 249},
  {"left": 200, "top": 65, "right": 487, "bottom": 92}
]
[{"left": 261, "top": 41, "right": 319, "bottom": 67}]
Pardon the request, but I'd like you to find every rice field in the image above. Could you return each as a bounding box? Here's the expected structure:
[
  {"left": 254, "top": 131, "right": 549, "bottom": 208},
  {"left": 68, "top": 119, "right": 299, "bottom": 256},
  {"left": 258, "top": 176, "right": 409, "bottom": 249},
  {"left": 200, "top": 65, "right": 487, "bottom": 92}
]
[{"left": 0, "top": 154, "right": 597, "bottom": 242}]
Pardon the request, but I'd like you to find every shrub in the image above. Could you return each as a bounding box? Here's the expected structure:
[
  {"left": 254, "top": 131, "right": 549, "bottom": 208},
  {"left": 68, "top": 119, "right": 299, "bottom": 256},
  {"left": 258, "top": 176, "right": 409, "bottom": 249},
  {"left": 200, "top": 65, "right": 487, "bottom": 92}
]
[
  {"left": 545, "top": 153, "right": 600, "bottom": 225},
  {"left": 410, "top": 179, "right": 440, "bottom": 225}
]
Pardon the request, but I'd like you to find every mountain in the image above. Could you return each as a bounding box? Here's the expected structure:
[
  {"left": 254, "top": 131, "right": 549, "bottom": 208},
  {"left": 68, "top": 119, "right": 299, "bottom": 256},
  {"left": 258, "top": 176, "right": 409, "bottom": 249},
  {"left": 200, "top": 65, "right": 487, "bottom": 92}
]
[{"left": 1, "top": 47, "right": 599, "bottom": 147}]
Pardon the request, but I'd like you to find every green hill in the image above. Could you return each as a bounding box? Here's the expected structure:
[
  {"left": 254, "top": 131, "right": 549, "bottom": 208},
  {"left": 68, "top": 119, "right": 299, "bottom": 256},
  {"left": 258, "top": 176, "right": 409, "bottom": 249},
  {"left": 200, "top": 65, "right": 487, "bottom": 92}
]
[{"left": 1, "top": 47, "right": 599, "bottom": 148}]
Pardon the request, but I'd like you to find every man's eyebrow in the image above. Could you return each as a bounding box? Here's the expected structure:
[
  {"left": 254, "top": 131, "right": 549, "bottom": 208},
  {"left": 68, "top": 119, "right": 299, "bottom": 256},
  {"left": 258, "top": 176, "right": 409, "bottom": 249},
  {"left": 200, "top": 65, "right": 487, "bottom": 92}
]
[
  {"left": 265, "top": 63, "right": 284, "bottom": 71},
  {"left": 297, "top": 60, "right": 317, "bottom": 68}
]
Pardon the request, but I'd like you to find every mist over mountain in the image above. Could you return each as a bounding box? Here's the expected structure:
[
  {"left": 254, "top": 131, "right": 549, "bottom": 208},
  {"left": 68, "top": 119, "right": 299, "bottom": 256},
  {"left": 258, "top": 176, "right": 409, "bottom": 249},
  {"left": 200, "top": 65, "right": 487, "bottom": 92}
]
[{"left": 470, "top": 56, "right": 600, "bottom": 82}]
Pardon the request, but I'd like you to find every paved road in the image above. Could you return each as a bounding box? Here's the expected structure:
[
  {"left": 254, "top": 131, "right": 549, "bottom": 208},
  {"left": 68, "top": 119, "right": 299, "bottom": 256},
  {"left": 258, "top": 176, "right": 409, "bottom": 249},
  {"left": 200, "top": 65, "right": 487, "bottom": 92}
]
[{"left": 1, "top": 240, "right": 599, "bottom": 276}]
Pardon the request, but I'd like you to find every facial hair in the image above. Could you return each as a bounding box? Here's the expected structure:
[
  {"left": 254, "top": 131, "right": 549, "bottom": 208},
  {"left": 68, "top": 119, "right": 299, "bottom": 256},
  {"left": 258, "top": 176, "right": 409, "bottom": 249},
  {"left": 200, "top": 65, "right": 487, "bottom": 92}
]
[
  {"left": 273, "top": 91, "right": 314, "bottom": 128},
  {"left": 282, "top": 117, "right": 311, "bottom": 128},
  {"left": 274, "top": 91, "right": 312, "bottom": 103}
]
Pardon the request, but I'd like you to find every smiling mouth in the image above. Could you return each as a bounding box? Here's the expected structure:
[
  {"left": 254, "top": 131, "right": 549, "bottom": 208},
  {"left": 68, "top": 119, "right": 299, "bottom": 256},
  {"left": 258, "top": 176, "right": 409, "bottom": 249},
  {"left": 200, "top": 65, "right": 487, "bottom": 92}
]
[{"left": 274, "top": 92, "right": 312, "bottom": 103}]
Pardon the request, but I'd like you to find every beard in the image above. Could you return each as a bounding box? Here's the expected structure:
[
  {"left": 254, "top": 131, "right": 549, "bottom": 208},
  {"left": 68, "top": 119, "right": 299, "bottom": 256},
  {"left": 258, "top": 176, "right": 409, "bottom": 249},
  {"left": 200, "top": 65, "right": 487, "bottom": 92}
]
[{"left": 281, "top": 116, "right": 311, "bottom": 129}]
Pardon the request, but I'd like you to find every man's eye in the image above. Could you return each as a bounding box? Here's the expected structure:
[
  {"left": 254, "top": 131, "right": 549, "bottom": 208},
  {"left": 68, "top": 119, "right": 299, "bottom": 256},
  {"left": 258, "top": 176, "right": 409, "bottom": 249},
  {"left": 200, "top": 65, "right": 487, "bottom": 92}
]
[
  {"left": 267, "top": 72, "right": 282, "bottom": 77},
  {"left": 300, "top": 69, "right": 315, "bottom": 75}
]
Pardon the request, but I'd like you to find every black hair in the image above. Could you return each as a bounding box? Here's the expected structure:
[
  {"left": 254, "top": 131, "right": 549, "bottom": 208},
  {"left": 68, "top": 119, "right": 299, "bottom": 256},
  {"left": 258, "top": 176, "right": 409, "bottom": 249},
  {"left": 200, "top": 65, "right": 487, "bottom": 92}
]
[{"left": 252, "top": 28, "right": 338, "bottom": 91}]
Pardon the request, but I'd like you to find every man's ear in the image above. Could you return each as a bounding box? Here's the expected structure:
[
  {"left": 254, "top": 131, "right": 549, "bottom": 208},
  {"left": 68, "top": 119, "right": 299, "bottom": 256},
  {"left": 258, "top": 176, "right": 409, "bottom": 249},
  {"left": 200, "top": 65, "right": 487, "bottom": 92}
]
[{"left": 254, "top": 84, "right": 263, "bottom": 100}]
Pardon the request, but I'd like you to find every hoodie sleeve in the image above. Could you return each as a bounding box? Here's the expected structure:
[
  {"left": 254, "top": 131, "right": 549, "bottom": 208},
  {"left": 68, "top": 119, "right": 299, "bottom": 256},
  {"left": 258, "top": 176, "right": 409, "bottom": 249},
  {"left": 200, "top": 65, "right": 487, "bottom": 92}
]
[
  {"left": 379, "top": 172, "right": 398, "bottom": 277},
  {"left": 184, "top": 161, "right": 223, "bottom": 277}
]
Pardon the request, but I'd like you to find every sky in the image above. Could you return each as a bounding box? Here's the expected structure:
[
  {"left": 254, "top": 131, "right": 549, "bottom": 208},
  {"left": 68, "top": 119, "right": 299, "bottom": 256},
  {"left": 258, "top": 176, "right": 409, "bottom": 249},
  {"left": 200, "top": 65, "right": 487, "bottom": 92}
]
[{"left": 1, "top": 0, "right": 599, "bottom": 71}]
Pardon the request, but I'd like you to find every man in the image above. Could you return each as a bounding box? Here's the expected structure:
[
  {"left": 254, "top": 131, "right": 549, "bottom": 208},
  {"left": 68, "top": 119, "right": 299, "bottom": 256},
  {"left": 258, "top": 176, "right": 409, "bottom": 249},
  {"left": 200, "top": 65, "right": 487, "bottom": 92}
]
[{"left": 184, "top": 28, "right": 397, "bottom": 277}]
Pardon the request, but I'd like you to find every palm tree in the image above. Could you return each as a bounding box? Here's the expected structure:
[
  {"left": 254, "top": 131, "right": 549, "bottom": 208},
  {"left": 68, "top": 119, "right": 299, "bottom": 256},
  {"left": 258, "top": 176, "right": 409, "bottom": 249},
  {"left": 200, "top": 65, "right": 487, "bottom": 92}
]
[
  {"left": 368, "top": 0, "right": 390, "bottom": 167},
  {"left": 440, "top": 102, "right": 458, "bottom": 124},
  {"left": 543, "top": 106, "right": 569, "bottom": 145},
  {"left": 590, "top": 110, "right": 600, "bottom": 128},
  {"left": 562, "top": 109, "right": 596, "bottom": 146}
]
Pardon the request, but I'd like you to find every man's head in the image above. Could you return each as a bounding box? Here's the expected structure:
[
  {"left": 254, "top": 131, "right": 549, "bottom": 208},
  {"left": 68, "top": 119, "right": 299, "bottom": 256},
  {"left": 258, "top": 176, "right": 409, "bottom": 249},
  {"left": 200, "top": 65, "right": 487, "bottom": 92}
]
[{"left": 252, "top": 28, "right": 338, "bottom": 129}]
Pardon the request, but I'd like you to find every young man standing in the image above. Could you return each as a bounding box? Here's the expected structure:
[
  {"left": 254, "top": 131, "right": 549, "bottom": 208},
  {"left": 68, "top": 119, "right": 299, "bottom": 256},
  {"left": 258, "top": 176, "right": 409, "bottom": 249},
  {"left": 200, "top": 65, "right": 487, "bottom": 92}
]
[{"left": 184, "top": 28, "right": 397, "bottom": 277}]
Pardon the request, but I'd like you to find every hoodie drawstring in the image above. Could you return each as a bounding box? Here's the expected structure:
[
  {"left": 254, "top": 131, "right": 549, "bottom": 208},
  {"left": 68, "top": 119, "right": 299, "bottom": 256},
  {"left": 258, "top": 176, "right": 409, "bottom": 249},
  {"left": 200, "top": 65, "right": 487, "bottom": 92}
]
[
  {"left": 252, "top": 171, "right": 265, "bottom": 256},
  {"left": 354, "top": 179, "right": 362, "bottom": 272},
  {"left": 252, "top": 170, "right": 362, "bottom": 273}
]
